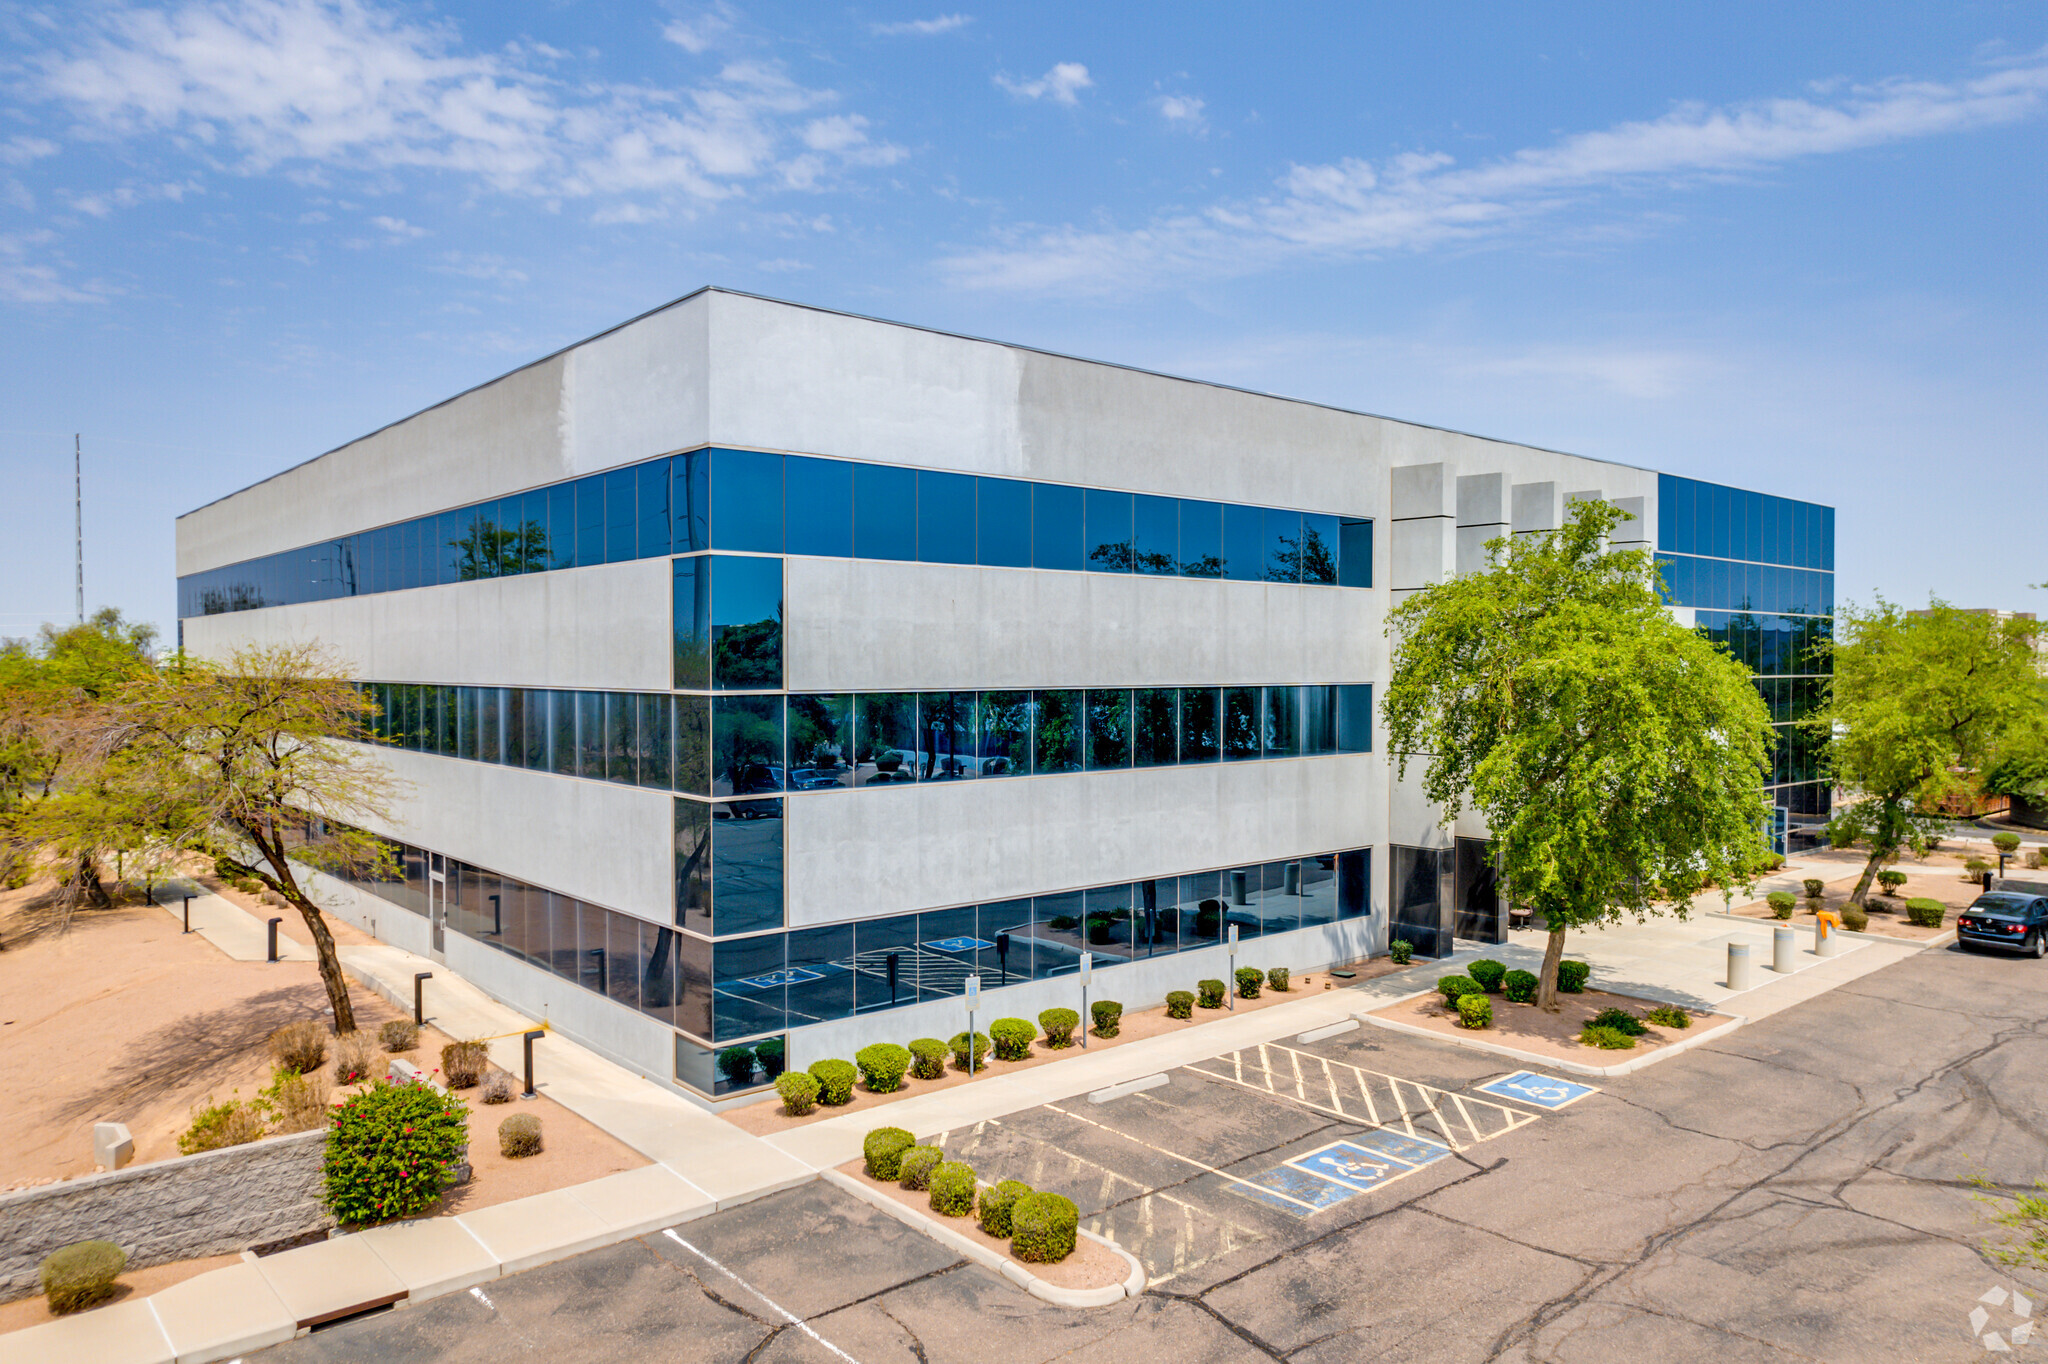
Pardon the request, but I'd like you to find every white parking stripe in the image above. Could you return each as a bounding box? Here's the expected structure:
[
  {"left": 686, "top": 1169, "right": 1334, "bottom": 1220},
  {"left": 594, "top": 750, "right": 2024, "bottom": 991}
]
[{"left": 663, "top": 1229, "right": 864, "bottom": 1364}]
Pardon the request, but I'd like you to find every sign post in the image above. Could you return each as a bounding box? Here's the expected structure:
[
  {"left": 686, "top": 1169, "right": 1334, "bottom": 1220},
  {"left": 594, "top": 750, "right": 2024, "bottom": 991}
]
[
  {"left": 1079, "top": 952, "right": 1094, "bottom": 1049},
  {"left": 964, "top": 974, "right": 982, "bottom": 1076},
  {"left": 1227, "top": 924, "right": 1239, "bottom": 1011}
]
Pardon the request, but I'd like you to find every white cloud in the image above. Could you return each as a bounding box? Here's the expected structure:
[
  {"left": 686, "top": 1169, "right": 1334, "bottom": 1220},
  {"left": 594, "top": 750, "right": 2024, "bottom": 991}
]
[
  {"left": 947, "top": 55, "right": 2048, "bottom": 294},
  {"left": 756, "top": 257, "right": 811, "bottom": 271},
  {"left": 1154, "top": 94, "right": 1205, "bottom": 130},
  {"left": 662, "top": 3, "right": 737, "bottom": 55},
  {"left": 871, "top": 14, "right": 971, "bottom": 36},
  {"left": 31, "top": 0, "right": 905, "bottom": 205},
  {"left": 1, "top": 136, "right": 60, "bottom": 166},
  {"left": 369, "top": 213, "right": 426, "bottom": 238},
  {"left": 995, "top": 62, "right": 1093, "bottom": 106},
  {"left": 0, "top": 231, "right": 106, "bottom": 303}
]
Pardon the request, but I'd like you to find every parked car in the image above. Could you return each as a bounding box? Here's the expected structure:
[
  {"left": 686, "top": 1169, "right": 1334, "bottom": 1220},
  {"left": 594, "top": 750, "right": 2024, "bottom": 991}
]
[{"left": 1956, "top": 892, "right": 2048, "bottom": 957}]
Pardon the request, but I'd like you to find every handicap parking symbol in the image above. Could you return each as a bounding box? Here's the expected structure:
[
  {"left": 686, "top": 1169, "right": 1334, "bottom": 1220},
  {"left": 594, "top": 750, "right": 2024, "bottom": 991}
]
[
  {"left": 1475, "top": 1070, "right": 1598, "bottom": 1110},
  {"left": 1291, "top": 1144, "right": 1402, "bottom": 1192}
]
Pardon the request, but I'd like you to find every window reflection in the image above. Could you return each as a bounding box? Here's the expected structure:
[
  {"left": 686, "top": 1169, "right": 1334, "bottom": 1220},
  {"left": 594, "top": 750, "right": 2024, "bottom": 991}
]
[
  {"left": 1085, "top": 690, "right": 1132, "bottom": 769},
  {"left": 712, "top": 800, "right": 784, "bottom": 936},
  {"left": 1301, "top": 685, "right": 1336, "bottom": 756},
  {"left": 1133, "top": 687, "right": 1178, "bottom": 767},
  {"left": 1133, "top": 496, "right": 1178, "bottom": 575},
  {"left": 854, "top": 463, "right": 916, "bottom": 561},
  {"left": 918, "top": 691, "right": 977, "bottom": 781},
  {"left": 1033, "top": 483, "right": 1082, "bottom": 572},
  {"left": 1222, "top": 687, "right": 1261, "bottom": 760},
  {"left": 1180, "top": 687, "right": 1221, "bottom": 762},
  {"left": 709, "top": 556, "right": 782, "bottom": 690},
  {"left": 672, "top": 558, "right": 709, "bottom": 690},
  {"left": 855, "top": 693, "right": 918, "bottom": 785},
  {"left": 976, "top": 690, "right": 1030, "bottom": 777},
  {"left": 1263, "top": 509, "right": 1303, "bottom": 583},
  {"left": 1179, "top": 500, "right": 1223, "bottom": 578},
  {"left": 1263, "top": 686, "right": 1299, "bottom": 760},
  {"left": 1084, "top": 489, "right": 1133, "bottom": 572},
  {"left": 976, "top": 478, "right": 1032, "bottom": 569},
  {"left": 787, "top": 456, "right": 852, "bottom": 558},
  {"left": 711, "top": 449, "right": 784, "bottom": 553},
  {"left": 1033, "top": 690, "right": 1082, "bottom": 774},
  {"left": 713, "top": 696, "right": 785, "bottom": 797},
  {"left": 918, "top": 471, "right": 975, "bottom": 565},
  {"left": 788, "top": 694, "right": 855, "bottom": 790}
]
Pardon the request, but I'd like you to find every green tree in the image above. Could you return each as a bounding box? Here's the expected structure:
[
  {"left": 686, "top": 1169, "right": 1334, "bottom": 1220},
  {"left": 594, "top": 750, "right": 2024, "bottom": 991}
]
[
  {"left": 1382, "top": 500, "right": 1774, "bottom": 1009},
  {"left": 1815, "top": 600, "right": 2046, "bottom": 906}
]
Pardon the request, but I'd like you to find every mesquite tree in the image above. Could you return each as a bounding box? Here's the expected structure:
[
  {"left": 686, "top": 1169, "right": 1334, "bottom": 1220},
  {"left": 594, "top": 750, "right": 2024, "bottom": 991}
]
[{"left": 1383, "top": 499, "right": 1774, "bottom": 1010}]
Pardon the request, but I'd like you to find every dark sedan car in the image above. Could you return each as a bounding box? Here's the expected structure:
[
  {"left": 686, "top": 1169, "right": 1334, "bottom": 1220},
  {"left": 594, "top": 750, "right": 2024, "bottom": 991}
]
[{"left": 1956, "top": 892, "right": 2048, "bottom": 956}]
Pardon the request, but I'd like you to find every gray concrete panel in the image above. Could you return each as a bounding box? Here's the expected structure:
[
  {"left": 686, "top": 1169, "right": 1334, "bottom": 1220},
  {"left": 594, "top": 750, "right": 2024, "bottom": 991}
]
[
  {"left": 1456, "top": 470, "right": 1508, "bottom": 525},
  {"left": 1512, "top": 480, "right": 1560, "bottom": 535},
  {"left": 1390, "top": 517, "right": 1452, "bottom": 591},
  {"left": 561, "top": 292, "right": 709, "bottom": 476},
  {"left": 1390, "top": 462, "right": 1451, "bottom": 520}
]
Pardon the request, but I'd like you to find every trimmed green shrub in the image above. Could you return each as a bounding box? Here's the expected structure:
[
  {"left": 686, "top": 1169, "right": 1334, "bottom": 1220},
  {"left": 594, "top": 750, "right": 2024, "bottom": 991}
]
[
  {"left": 1762, "top": 852, "right": 1786, "bottom": 870},
  {"left": 1994, "top": 831, "right": 2023, "bottom": 854},
  {"left": 1467, "top": 959, "right": 1507, "bottom": 993},
  {"left": 1905, "top": 897, "right": 1947, "bottom": 928},
  {"left": 990, "top": 1018, "right": 1037, "bottom": 1061},
  {"left": 978, "top": 1179, "right": 1032, "bottom": 1238},
  {"left": 1091, "top": 1000, "right": 1123, "bottom": 1038},
  {"left": 898, "top": 1145, "right": 943, "bottom": 1191},
  {"left": 1802, "top": 878, "right": 1826, "bottom": 899},
  {"left": 908, "top": 1038, "right": 949, "bottom": 1080},
  {"left": 270, "top": 1019, "right": 328, "bottom": 1075},
  {"left": 717, "top": 1046, "right": 758, "bottom": 1090},
  {"left": 1234, "top": 967, "right": 1263, "bottom": 1000},
  {"left": 855, "top": 1043, "right": 913, "bottom": 1093},
  {"left": 1038, "top": 1008, "right": 1080, "bottom": 1048},
  {"left": 809, "top": 1059, "right": 857, "bottom": 1105},
  {"left": 1841, "top": 904, "right": 1869, "bottom": 933},
  {"left": 864, "top": 1126, "right": 916, "bottom": 1179},
  {"left": 1965, "top": 856, "right": 1992, "bottom": 876},
  {"left": 1165, "top": 991, "right": 1195, "bottom": 1020},
  {"left": 179, "top": 1095, "right": 265, "bottom": 1154},
  {"left": 1579, "top": 1024, "right": 1638, "bottom": 1050},
  {"left": 40, "top": 1240, "right": 126, "bottom": 1315},
  {"left": 323, "top": 1077, "right": 469, "bottom": 1225},
  {"left": 949, "top": 1031, "right": 991, "bottom": 1070},
  {"left": 1197, "top": 979, "right": 1227, "bottom": 1009},
  {"left": 1589, "top": 1006, "right": 1647, "bottom": 1036},
  {"left": 1644, "top": 1004, "right": 1692, "bottom": 1030},
  {"left": 1876, "top": 870, "right": 1907, "bottom": 896},
  {"left": 1502, "top": 969, "right": 1538, "bottom": 1004},
  {"left": 1557, "top": 960, "right": 1591, "bottom": 993},
  {"left": 775, "top": 1071, "right": 818, "bottom": 1116},
  {"left": 1767, "top": 891, "right": 1796, "bottom": 919},
  {"left": 1267, "top": 966, "right": 1291, "bottom": 992},
  {"left": 1456, "top": 994, "right": 1492, "bottom": 1029},
  {"left": 498, "top": 1113, "right": 542, "bottom": 1158},
  {"left": 378, "top": 1019, "right": 419, "bottom": 1053},
  {"left": 928, "top": 1160, "right": 977, "bottom": 1216},
  {"left": 1435, "top": 974, "right": 1480, "bottom": 1004},
  {"left": 753, "top": 1038, "right": 787, "bottom": 1078},
  {"left": 1010, "top": 1190, "right": 1080, "bottom": 1263},
  {"left": 442, "top": 1039, "right": 490, "bottom": 1089},
  {"left": 1389, "top": 939, "right": 1414, "bottom": 964}
]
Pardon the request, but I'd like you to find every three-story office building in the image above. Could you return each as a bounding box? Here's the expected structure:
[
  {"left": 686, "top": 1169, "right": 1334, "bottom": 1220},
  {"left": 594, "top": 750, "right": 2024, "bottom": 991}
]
[{"left": 177, "top": 289, "right": 1832, "bottom": 1103}]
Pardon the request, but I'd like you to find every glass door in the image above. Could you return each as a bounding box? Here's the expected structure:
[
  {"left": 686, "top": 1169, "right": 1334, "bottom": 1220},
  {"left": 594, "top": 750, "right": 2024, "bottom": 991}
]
[{"left": 428, "top": 853, "right": 447, "bottom": 958}]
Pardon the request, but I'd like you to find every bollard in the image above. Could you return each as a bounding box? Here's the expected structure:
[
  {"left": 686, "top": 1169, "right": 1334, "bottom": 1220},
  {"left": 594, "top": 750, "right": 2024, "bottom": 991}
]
[
  {"left": 266, "top": 917, "right": 282, "bottom": 963},
  {"left": 1814, "top": 916, "right": 1839, "bottom": 958},
  {"left": 522, "top": 1029, "right": 544, "bottom": 1099},
  {"left": 1285, "top": 862, "right": 1301, "bottom": 896},
  {"left": 1227, "top": 924, "right": 1240, "bottom": 1011},
  {"left": 182, "top": 894, "right": 192, "bottom": 934},
  {"left": 1727, "top": 941, "right": 1752, "bottom": 992},
  {"left": 414, "top": 971, "right": 433, "bottom": 1026},
  {"left": 1231, "top": 870, "right": 1250, "bottom": 906},
  {"left": 1773, "top": 926, "right": 1797, "bottom": 974}
]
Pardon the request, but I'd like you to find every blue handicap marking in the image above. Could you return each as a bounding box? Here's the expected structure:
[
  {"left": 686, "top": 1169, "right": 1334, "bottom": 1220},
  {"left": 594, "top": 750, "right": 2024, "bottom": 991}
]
[
  {"left": 1345, "top": 1128, "right": 1452, "bottom": 1169},
  {"left": 731, "top": 966, "right": 825, "bottom": 991},
  {"left": 1231, "top": 1135, "right": 1453, "bottom": 1217},
  {"left": 1230, "top": 1162, "right": 1368, "bottom": 1214},
  {"left": 923, "top": 935, "right": 995, "bottom": 954},
  {"left": 1475, "top": 1070, "right": 1599, "bottom": 1110}
]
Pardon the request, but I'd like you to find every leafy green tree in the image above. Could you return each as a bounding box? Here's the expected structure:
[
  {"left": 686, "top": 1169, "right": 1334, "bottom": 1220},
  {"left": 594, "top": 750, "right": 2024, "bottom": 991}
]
[
  {"left": 1815, "top": 600, "right": 2045, "bottom": 906},
  {"left": 1383, "top": 500, "right": 1774, "bottom": 1009}
]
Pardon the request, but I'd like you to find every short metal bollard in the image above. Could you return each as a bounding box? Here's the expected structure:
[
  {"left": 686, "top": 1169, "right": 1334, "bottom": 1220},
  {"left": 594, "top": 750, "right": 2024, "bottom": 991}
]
[
  {"left": 266, "top": 917, "right": 282, "bottom": 963},
  {"left": 1773, "top": 926, "right": 1797, "bottom": 974},
  {"left": 522, "top": 1029, "right": 544, "bottom": 1100},
  {"left": 182, "top": 894, "right": 192, "bottom": 934},
  {"left": 414, "top": 971, "right": 433, "bottom": 1026},
  {"left": 1814, "top": 915, "right": 1841, "bottom": 958},
  {"left": 1727, "top": 941, "right": 1753, "bottom": 992}
]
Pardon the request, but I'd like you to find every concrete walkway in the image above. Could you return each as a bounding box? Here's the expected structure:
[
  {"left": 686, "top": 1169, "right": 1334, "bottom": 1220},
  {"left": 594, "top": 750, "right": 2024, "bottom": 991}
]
[{"left": 149, "top": 877, "right": 316, "bottom": 962}]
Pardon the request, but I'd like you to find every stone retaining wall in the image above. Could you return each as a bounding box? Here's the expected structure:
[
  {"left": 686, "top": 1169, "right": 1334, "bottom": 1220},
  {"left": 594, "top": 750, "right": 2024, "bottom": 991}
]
[{"left": 0, "top": 1129, "right": 330, "bottom": 1301}]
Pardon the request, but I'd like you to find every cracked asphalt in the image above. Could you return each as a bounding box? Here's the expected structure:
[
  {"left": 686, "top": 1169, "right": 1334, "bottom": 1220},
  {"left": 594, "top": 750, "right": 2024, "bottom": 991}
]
[{"left": 260, "top": 944, "right": 2048, "bottom": 1363}]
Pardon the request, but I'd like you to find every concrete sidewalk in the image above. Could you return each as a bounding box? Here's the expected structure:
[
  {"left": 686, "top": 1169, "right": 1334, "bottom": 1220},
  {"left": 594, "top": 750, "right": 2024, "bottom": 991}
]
[{"left": 149, "top": 877, "right": 316, "bottom": 963}]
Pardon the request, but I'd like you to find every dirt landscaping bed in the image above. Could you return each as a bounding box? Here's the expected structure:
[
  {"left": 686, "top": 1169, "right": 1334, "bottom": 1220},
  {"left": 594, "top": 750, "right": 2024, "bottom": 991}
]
[
  {"left": 1368, "top": 987, "right": 1736, "bottom": 1065},
  {"left": 725, "top": 956, "right": 1413, "bottom": 1136},
  {"left": 1727, "top": 864, "right": 1980, "bottom": 942}
]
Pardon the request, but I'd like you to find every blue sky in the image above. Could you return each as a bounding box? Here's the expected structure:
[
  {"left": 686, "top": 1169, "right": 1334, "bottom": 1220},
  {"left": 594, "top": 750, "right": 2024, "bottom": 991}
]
[{"left": 1, "top": 1, "right": 2044, "bottom": 638}]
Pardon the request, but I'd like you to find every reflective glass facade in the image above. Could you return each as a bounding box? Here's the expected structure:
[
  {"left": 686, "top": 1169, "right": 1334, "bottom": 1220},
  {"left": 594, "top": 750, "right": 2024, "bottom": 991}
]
[
  {"left": 1656, "top": 474, "right": 1834, "bottom": 845},
  {"left": 178, "top": 447, "right": 1373, "bottom": 617}
]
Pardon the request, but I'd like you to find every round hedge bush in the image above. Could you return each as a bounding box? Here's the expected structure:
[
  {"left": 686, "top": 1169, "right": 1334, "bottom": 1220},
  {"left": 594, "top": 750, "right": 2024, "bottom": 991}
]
[
  {"left": 1038, "top": 1008, "right": 1079, "bottom": 1049},
  {"left": 1767, "top": 891, "right": 1796, "bottom": 919},
  {"left": 1557, "top": 960, "right": 1591, "bottom": 993},
  {"left": 1876, "top": 870, "right": 1907, "bottom": 895},
  {"left": 1841, "top": 904, "right": 1869, "bottom": 933},
  {"left": 1165, "top": 991, "right": 1195, "bottom": 1020},
  {"left": 1993, "top": 831, "right": 2022, "bottom": 854},
  {"left": 855, "top": 1043, "right": 912, "bottom": 1093},
  {"left": 1802, "top": 878, "right": 1826, "bottom": 898},
  {"left": 498, "top": 1113, "right": 542, "bottom": 1158},
  {"left": 1267, "top": 966, "right": 1291, "bottom": 992},
  {"left": 441, "top": 1039, "right": 490, "bottom": 1089},
  {"left": 864, "top": 1126, "right": 915, "bottom": 1180},
  {"left": 775, "top": 1071, "right": 819, "bottom": 1116},
  {"left": 898, "top": 1145, "right": 944, "bottom": 1191},
  {"left": 1502, "top": 969, "right": 1538, "bottom": 1003},
  {"left": 323, "top": 1077, "right": 470, "bottom": 1226},
  {"left": 908, "top": 1038, "right": 948, "bottom": 1081},
  {"left": 1234, "top": 967, "right": 1263, "bottom": 999},
  {"left": 978, "top": 1179, "right": 1032, "bottom": 1238},
  {"left": 1456, "top": 993, "right": 1493, "bottom": 1029},
  {"left": 1436, "top": 974, "right": 1480, "bottom": 1003},
  {"left": 753, "top": 1038, "right": 786, "bottom": 1077},
  {"left": 1010, "top": 1191, "right": 1080, "bottom": 1263},
  {"left": 1467, "top": 959, "right": 1507, "bottom": 993},
  {"left": 1196, "top": 979, "right": 1227, "bottom": 1009},
  {"left": 1090, "top": 1000, "right": 1123, "bottom": 1038},
  {"left": 1905, "top": 897, "right": 1947, "bottom": 928},
  {"left": 990, "top": 1018, "right": 1036, "bottom": 1061},
  {"left": 950, "top": 1031, "right": 991, "bottom": 1070},
  {"left": 40, "top": 1240, "right": 126, "bottom": 1315},
  {"left": 1389, "top": 939, "right": 1413, "bottom": 964},
  {"left": 928, "top": 1160, "right": 977, "bottom": 1216},
  {"left": 809, "top": 1059, "right": 857, "bottom": 1106}
]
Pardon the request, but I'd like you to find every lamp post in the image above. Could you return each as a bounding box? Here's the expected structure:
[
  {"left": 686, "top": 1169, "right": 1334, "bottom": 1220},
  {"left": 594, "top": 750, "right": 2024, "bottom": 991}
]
[
  {"left": 1227, "top": 924, "right": 1239, "bottom": 1011},
  {"left": 266, "top": 917, "right": 282, "bottom": 963},
  {"left": 413, "top": 971, "right": 433, "bottom": 1026},
  {"left": 1078, "top": 952, "right": 1093, "bottom": 1049},
  {"left": 521, "top": 1029, "right": 544, "bottom": 1099},
  {"left": 182, "top": 894, "right": 192, "bottom": 934},
  {"left": 964, "top": 974, "right": 981, "bottom": 1077}
]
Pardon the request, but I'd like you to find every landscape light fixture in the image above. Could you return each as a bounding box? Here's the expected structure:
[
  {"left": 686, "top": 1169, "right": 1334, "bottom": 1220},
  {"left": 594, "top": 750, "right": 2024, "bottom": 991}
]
[
  {"left": 182, "top": 894, "right": 192, "bottom": 934},
  {"left": 266, "top": 917, "right": 282, "bottom": 963},
  {"left": 522, "top": 1029, "right": 544, "bottom": 1099},
  {"left": 414, "top": 971, "right": 433, "bottom": 1025}
]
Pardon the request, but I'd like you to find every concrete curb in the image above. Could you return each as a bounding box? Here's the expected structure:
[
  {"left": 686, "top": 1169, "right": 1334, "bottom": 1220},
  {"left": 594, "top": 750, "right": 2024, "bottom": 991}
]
[
  {"left": 1699, "top": 908, "right": 1957, "bottom": 951},
  {"left": 1353, "top": 998, "right": 1749, "bottom": 1079},
  {"left": 819, "top": 1168, "right": 1142, "bottom": 1307}
]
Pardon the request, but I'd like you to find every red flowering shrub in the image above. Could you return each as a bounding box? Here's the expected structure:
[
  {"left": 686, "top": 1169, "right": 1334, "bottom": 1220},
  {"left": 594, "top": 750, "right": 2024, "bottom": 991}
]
[{"left": 322, "top": 1077, "right": 468, "bottom": 1225}]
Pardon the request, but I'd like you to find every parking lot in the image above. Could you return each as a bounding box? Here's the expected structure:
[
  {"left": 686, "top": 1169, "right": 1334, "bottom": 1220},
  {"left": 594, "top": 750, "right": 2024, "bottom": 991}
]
[{"left": 265, "top": 943, "right": 2048, "bottom": 1363}]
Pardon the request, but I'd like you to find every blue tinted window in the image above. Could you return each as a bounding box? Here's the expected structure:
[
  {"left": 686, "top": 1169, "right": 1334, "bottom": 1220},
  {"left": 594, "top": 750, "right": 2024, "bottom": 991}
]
[
  {"left": 673, "top": 558, "right": 708, "bottom": 689},
  {"left": 1032, "top": 483, "right": 1082, "bottom": 571},
  {"left": 854, "top": 463, "right": 915, "bottom": 561},
  {"left": 1134, "top": 495, "right": 1177, "bottom": 575},
  {"left": 675, "top": 696, "right": 710, "bottom": 795},
  {"left": 709, "top": 555, "right": 782, "bottom": 690},
  {"left": 637, "top": 460, "right": 671, "bottom": 559},
  {"left": 714, "top": 697, "right": 785, "bottom": 797},
  {"left": 854, "top": 914, "right": 918, "bottom": 1011},
  {"left": 1264, "top": 509, "right": 1302, "bottom": 583},
  {"left": 1222, "top": 686, "right": 1261, "bottom": 759},
  {"left": 1337, "top": 684, "right": 1373, "bottom": 753},
  {"left": 713, "top": 932, "right": 785, "bottom": 1037},
  {"left": 785, "top": 924, "right": 854, "bottom": 1025},
  {"left": 788, "top": 695, "right": 854, "bottom": 789},
  {"left": 546, "top": 488, "right": 576, "bottom": 571},
  {"left": 1338, "top": 517, "right": 1372, "bottom": 588},
  {"left": 1181, "top": 687, "right": 1220, "bottom": 761},
  {"left": 1084, "top": 489, "right": 1133, "bottom": 572},
  {"left": 1821, "top": 507, "right": 1834, "bottom": 570},
  {"left": 787, "top": 456, "right": 852, "bottom": 558},
  {"left": 918, "top": 470, "right": 975, "bottom": 564},
  {"left": 518, "top": 489, "right": 549, "bottom": 573},
  {"left": 1085, "top": 690, "right": 1132, "bottom": 769},
  {"left": 605, "top": 466, "right": 637, "bottom": 564},
  {"left": 712, "top": 449, "right": 783, "bottom": 553},
  {"left": 1263, "top": 686, "right": 1299, "bottom": 757},
  {"left": 976, "top": 478, "right": 1031, "bottom": 568},
  {"left": 855, "top": 693, "right": 918, "bottom": 785},
  {"left": 918, "top": 692, "right": 976, "bottom": 781},
  {"left": 1033, "top": 690, "right": 1082, "bottom": 773},
  {"left": 1133, "top": 687, "right": 1177, "bottom": 766},
  {"left": 1223, "top": 505, "right": 1262, "bottom": 581},
  {"left": 1300, "top": 513, "right": 1339, "bottom": 585},
  {"left": 1302, "top": 685, "right": 1336, "bottom": 754},
  {"left": 675, "top": 451, "right": 709, "bottom": 554},
  {"left": 575, "top": 476, "right": 606, "bottom": 569},
  {"left": 1180, "top": 500, "right": 1222, "bottom": 577},
  {"left": 976, "top": 690, "right": 1030, "bottom": 776}
]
